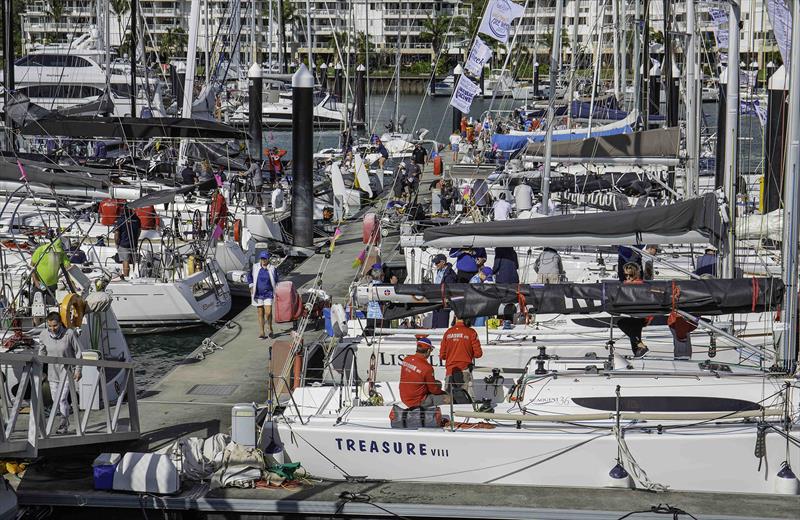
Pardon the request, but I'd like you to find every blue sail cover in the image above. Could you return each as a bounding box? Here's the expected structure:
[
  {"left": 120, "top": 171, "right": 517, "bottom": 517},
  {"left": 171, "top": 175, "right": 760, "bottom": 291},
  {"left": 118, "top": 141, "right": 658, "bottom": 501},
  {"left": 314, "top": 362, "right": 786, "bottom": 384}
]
[{"left": 492, "top": 113, "right": 636, "bottom": 153}]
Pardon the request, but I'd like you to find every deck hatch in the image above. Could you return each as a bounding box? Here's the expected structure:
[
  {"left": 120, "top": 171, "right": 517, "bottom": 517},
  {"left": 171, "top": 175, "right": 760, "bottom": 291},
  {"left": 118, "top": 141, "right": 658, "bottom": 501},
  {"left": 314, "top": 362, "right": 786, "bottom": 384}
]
[{"left": 187, "top": 384, "right": 239, "bottom": 396}]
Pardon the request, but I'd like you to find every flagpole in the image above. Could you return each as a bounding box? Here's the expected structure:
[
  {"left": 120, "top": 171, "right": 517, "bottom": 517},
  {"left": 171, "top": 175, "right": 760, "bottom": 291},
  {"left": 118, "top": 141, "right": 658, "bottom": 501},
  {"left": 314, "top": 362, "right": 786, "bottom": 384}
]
[{"left": 539, "top": 0, "right": 564, "bottom": 214}]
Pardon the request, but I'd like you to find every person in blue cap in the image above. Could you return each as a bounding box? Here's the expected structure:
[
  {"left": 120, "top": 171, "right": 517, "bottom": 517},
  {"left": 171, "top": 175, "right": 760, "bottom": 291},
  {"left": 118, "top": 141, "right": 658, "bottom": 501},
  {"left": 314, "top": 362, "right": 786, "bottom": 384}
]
[{"left": 247, "top": 251, "right": 279, "bottom": 339}]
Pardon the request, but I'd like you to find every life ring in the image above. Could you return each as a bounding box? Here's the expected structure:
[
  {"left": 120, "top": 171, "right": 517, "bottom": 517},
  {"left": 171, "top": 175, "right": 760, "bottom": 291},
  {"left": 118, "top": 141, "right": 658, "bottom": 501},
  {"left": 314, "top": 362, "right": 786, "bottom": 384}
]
[
  {"left": 233, "top": 219, "right": 243, "bottom": 248},
  {"left": 60, "top": 293, "right": 85, "bottom": 328}
]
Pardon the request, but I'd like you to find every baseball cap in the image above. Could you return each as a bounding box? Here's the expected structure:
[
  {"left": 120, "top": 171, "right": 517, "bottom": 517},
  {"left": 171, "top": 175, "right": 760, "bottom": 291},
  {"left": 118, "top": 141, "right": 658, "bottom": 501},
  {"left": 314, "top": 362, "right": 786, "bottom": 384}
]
[
  {"left": 432, "top": 254, "right": 447, "bottom": 265},
  {"left": 416, "top": 337, "right": 434, "bottom": 350},
  {"left": 371, "top": 262, "right": 383, "bottom": 271},
  {"left": 259, "top": 251, "right": 271, "bottom": 260},
  {"left": 481, "top": 266, "right": 493, "bottom": 276}
]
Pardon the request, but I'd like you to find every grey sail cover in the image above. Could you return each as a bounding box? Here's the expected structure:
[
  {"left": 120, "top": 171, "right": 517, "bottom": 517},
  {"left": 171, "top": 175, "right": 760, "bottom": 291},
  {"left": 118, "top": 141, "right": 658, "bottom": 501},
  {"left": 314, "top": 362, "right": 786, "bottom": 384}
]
[
  {"left": 524, "top": 127, "right": 680, "bottom": 160},
  {"left": 422, "top": 193, "right": 727, "bottom": 251}
]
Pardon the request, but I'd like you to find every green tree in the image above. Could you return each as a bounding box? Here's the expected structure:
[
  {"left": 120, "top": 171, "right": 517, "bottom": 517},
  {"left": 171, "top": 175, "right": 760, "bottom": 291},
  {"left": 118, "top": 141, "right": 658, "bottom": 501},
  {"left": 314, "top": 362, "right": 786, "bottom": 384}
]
[
  {"left": 454, "top": 0, "right": 486, "bottom": 44},
  {"left": 110, "top": 0, "right": 130, "bottom": 49},
  {"left": 158, "top": 26, "right": 188, "bottom": 62},
  {"left": 420, "top": 14, "right": 452, "bottom": 57},
  {"left": 45, "top": 0, "right": 65, "bottom": 25},
  {"left": 0, "top": 0, "right": 26, "bottom": 66}
]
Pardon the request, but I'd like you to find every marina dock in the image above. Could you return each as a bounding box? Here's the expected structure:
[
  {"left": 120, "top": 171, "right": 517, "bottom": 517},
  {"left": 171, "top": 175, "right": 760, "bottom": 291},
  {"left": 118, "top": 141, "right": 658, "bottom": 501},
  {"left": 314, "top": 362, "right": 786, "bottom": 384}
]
[{"left": 7, "top": 169, "right": 800, "bottom": 520}]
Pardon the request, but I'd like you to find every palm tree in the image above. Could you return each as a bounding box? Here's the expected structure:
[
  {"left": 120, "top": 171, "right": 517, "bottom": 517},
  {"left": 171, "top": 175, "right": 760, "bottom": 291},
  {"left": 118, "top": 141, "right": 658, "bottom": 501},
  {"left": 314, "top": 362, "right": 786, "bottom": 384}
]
[
  {"left": 110, "top": 0, "right": 130, "bottom": 49},
  {"left": 420, "top": 14, "right": 452, "bottom": 57},
  {"left": 454, "top": 0, "right": 486, "bottom": 44},
  {"left": 158, "top": 27, "right": 188, "bottom": 62},
  {"left": 45, "top": 0, "right": 65, "bottom": 26}
]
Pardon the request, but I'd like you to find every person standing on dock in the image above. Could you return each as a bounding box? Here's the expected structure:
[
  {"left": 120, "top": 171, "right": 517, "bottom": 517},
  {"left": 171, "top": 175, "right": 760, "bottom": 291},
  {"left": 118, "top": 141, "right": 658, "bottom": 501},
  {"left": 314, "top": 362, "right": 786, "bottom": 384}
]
[
  {"left": 114, "top": 206, "right": 141, "bottom": 279},
  {"left": 440, "top": 318, "right": 483, "bottom": 401},
  {"left": 411, "top": 143, "right": 428, "bottom": 172},
  {"left": 241, "top": 157, "right": 263, "bottom": 208},
  {"left": 39, "top": 311, "right": 82, "bottom": 434},
  {"left": 399, "top": 338, "right": 449, "bottom": 408},
  {"left": 449, "top": 131, "right": 462, "bottom": 162},
  {"left": 248, "top": 251, "right": 278, "bottom": 339}
]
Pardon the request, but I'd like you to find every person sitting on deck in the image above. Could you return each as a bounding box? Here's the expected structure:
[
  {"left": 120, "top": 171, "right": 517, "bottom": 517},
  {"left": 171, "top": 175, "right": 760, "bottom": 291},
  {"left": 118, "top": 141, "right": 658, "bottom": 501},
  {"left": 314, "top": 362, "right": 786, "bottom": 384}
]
[
  {"left": 616, "top": 262, "right": 651, "bottom": 358},
  {"left": 399, "top": 338, "right": 449, "bottom": 408}
]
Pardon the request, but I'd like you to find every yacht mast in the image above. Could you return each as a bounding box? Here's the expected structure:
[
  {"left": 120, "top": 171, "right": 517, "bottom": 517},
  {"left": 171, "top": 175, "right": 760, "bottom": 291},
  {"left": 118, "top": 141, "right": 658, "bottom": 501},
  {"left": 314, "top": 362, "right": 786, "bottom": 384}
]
[
  {"left": 684, "top": 0, "right": 699, "bottom": 197},
  {"left": 780, "top": 0, "right": 800, "bottom": 373},
  {"left": 204, "top": 0, "right": 210, "bottom": 83},
  {"left": 539, "top": 0, "right": 564, "bottom": 213},
  {"left": 567, "top": 0, "right": 579, "bottom": 125},
  {"left": 721, "top": 1, "right": 740, "bottom": 278},
  {"left": 612, "top": 0, "right": 621, "bottom": 101},
  {"left": 178, "top": 0, "right": 202, "bottom": 167},
  {"left": 131, "top": 0, "right": 138, "bottom": 116},
  {"left": 632, "top": 0, "right": 642, "bottom": 117}
]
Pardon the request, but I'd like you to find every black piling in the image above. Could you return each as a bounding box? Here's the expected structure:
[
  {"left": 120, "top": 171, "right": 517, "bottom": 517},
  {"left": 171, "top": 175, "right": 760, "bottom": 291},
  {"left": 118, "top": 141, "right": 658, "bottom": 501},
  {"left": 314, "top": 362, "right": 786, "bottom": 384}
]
[
  {"left": 533, "top": 61, "right": 540, "bottom": 97},
  {"left": 764, "top": 65, "right": 788, "bottom": 214},
  {"left": 291, "top": 64, "right": 315, "bottom": 249},
  {"left": 647, "top": 61, "right": 661, "bottom": 122},
  {"left": 334, "top": 63, "right": 343, "bottom": 99},
  {"left": 355, "top": 64, "right": 366, "bottom": 126},
  {"left": 714, "top": 67, "right": 728, "bottom": 190},
  {"left": 319, "top": 63, "right": 328, "bottom": 91},
  {"left": 248, "top": 63, "right": 263, "bottom": 163}
]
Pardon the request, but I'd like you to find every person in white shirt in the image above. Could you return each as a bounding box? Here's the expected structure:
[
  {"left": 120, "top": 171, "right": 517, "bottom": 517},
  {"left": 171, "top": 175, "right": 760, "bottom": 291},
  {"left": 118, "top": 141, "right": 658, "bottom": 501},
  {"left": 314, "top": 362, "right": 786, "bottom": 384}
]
[
  {"left": 513, "top": 183, "right": 533, "bottom": 212},
  {"left": 449, "top": 131, "right": 462, "bottom": 162},
  {"left": 533, "top": 196, "right": 557, "bottom": 216},
  {"left": 492, "top": 192, "right": 513, "bottom": 220}
]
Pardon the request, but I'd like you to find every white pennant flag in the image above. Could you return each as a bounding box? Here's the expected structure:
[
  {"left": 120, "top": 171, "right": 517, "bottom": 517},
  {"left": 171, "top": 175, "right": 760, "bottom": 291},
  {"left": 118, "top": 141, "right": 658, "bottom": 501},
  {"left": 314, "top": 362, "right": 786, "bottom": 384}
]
[
  {"left": 450, "top": 74, "right": 480, "bottom": 114},
  {"left": 465, "top": 37, "right": 493, "bottom": 77},
  {"left": 478, "top": 0, "right": 525, "bottom": 44},
  {"left": 765, "top": 0, "right": 791, "bottom": 73}
]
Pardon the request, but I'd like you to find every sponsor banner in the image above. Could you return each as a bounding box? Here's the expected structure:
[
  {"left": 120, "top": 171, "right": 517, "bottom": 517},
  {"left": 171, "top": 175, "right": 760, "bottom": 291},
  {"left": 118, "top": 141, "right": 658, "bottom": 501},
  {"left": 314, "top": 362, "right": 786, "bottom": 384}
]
[
  {"left": 708, "top": 7, "right": 729, "bottom": 49},
  {"left": 449, "top": 74, "right": 481, "bottom": 114},
  {"left": 478, "top": 0, "right": 525, "bottom": 44},
  {"left": 465, "top": 36, "right": 493, "bottom": 77},
  {"left": 741, "top": 99, "right": 767, "bottom": 127},
  {"left": 765, "top": 0, "right": 791, "bottom": 72}
]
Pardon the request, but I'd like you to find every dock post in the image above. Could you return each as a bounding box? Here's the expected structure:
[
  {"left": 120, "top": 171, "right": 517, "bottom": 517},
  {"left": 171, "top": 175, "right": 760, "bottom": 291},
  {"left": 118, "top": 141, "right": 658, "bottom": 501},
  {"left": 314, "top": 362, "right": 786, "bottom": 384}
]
[
  {"left": 764, "top": 65, "right": 788, "bottom": 214},
  {"left": 532, "top": 61, "right": 539, "bottom": 97},
  {"left": 291, "top": 64, "right": 315, "bottom": 250},
  {"left": 355, "top": 64, "right": 366, "bottom": 125},
  {"left": 452, "top": 64, "right": 463, "bottom": 133},
  {"left": 248, "top": 63, "right": 263, "bottom": 163},
  {"left": 319, "top": 62, "right": 328, "bottom": 91},
  {"left": 334, "top": 62, "right": 343, "bottom": 99}
]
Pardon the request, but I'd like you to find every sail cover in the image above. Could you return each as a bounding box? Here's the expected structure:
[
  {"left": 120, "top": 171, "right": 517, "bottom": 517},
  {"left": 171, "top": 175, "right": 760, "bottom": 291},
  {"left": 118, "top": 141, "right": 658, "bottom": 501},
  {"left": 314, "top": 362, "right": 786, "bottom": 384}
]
[
  {"left": 20, "top": 116, "right": 247, "bottom": 140},
  {"left": 371, "top": 277, "right": 784, "bottom": 320},
  {"left": 523, "top": 127, "right": 681, "bottom": 162},
  {"left": 422, "top": 193, "right": 727, "bottom": 251}
]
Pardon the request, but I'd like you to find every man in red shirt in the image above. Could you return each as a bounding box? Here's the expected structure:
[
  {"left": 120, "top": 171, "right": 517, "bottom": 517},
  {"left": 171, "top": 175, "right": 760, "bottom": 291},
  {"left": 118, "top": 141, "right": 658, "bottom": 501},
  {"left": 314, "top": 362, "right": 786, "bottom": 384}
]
[
  {"left": 399, "top": 338, "right": 449, "bottom": 408},
  {"left": 440, "top": 318, "right": 483, "bottom": 396}
]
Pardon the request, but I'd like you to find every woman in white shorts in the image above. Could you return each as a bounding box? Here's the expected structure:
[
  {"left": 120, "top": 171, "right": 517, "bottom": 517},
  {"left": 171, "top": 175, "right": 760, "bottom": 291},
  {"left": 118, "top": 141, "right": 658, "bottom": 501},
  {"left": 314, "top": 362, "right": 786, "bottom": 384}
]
[{"left": 249, "top": 251, "right": 278, "bottom": 338}]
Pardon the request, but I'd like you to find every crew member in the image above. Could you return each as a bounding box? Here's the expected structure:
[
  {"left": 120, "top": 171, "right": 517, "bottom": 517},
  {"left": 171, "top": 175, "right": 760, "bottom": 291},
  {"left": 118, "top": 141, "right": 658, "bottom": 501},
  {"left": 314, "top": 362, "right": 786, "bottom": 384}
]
[
  {"left": 432, "top": 254, "right": 456, "bottom": 328},
  {"left": 38, "top": 312, "right": 82, "bottom": 434},
  {"left": 617, "top": 262, "right": 650, "bottom": 358},
  {"left": 439, "top": 318, "right": 483, "bottom": 398},
  {"left": 114, "top": 206, "right": 141, "bottom": 279},
  {"left": 399, "top": 338, "right": 449, "bottom": 408},
  {"left": 248, "top": 251, "right": 278, "bottom": 339}
]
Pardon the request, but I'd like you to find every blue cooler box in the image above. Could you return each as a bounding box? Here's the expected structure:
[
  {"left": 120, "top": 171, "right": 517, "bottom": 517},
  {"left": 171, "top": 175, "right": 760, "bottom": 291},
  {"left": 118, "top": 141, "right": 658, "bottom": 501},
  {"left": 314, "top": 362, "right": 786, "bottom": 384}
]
[{"left": 93, "top": 453, "right": 121, "bottom": 490}]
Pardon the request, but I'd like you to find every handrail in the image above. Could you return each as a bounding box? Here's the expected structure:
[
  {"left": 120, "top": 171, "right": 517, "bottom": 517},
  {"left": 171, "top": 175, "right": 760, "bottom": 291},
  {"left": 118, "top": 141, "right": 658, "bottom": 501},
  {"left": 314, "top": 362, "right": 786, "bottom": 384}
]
[{"left": 455, "top": 407, "right": 785, "bottom": 423}]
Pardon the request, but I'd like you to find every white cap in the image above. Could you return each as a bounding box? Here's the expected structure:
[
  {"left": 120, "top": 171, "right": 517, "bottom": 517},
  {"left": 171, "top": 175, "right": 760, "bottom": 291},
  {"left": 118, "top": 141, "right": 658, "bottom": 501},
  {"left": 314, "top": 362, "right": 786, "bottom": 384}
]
[
  {"left": 292, "top": 64, "right": 314, "bottom": 88},
  {"left": 454, "top": 63, "right": 464, "bottom": 75},
  {"left": 320, "top": 62, "right": 328, "bottom": 69},
  {"left": 335, "top": 62, "right": 343, "bottom": 70},
  {"left": 248, "top": 62, "right": 262, "bottom": 78},
  {"left": 357, "top": 64, "right": 365, "bottom": 71}
]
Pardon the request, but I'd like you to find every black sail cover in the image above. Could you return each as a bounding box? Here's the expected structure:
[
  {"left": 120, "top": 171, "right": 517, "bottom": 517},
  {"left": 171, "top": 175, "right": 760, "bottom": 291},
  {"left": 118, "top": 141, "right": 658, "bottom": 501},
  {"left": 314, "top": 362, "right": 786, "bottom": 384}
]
[
  {"left": 384, "top": 278, "right": 783, "bottom": 320},
  {"left": 422, "top": 193, "right": 727, "bottom": 252}
]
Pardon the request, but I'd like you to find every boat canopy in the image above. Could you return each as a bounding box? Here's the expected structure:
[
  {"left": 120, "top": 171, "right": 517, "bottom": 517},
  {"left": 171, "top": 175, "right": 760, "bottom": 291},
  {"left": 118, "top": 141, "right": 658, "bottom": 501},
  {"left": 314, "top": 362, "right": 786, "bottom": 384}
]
[
  {"left": 371, "top": 277, "right": 784, "bottom": 320},
  {"left": 20, "top": 116, "right": 247, "bottom": 140},
  {"left": 422, "top": 193, "right": 727, "bottom": 250}
]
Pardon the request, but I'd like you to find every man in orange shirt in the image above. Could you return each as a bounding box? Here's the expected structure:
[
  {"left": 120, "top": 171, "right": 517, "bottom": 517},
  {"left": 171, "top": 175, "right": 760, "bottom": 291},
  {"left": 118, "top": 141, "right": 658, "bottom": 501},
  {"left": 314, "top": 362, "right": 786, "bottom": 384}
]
[
  {"left": 440, "top": 318, "right": 483, "bottom": 397},
  {"left": 399, "top": 338, "right": 449, "bottom": 408}
]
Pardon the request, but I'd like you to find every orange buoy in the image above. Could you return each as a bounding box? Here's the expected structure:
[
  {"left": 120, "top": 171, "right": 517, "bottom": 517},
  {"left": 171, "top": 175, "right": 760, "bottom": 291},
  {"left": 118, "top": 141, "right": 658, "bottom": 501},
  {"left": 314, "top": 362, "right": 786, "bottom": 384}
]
[{"left": 233, "top": 219, "right": 243, "bottom": 247}]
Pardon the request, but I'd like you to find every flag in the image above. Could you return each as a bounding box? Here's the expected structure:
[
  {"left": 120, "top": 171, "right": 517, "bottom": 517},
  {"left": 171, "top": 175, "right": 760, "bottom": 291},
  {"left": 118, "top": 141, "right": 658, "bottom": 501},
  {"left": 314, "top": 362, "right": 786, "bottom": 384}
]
[
  {"left": 16, "top": 160, "right": 27, "bottom": 181},
  {"left": 450, "top": 74, "right": 481, "bottom": 114},
  {"left": 329, "top": 227, "right": 343, "bottom": 253},
  {"left": 211, "top": 223, "right": 224, "bottom": 240},
  {"left": 478, "top": 0, "right": 525, "bottom": 44},
  {"left": 766, "top": 0, "right": 791, "bottom": 72},
  {"left": 708, "top": 8, "right": 729, "bottom": 49},
  {"left": 465, "top": 37, "right": 493, "bottom": 77}
]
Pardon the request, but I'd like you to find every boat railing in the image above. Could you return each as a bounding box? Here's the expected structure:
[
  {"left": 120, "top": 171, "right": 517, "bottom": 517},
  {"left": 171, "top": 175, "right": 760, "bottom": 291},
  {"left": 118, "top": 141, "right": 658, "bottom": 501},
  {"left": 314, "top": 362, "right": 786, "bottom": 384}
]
[{"left": 0, "top": 351, "right": 140, "bottom": 457}]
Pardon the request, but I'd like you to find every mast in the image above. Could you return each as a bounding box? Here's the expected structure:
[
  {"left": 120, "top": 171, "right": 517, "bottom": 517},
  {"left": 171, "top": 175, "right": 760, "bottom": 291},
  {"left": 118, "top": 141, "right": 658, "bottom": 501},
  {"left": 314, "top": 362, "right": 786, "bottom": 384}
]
[
  {"left": 305, "top": 0, "right": 313, "bottom": 67},
  {"left": 268, "top": 0, "right": 273, "bottom": 69},
  {"left": 130, "top": 0, "right": 138, "bottom": 116},
  {"left": 250, "top": 0, "right": 257, "bottom": 65},
  {"left": 780, "top": 0, "right": 800, "bottom": 373},
  {"left": 394, "top": 10, "right": 402, "bottom": 128},
  {"left": 721, "top": 1, "right": 740, "bottom": 278},
  {"left": 684, "top": 0, "right": 699, "bottom": 197},
  {"left": 539, "top": 0, "right": 564, "bottom": 214},
  {"left": 365, "top": 0, "right": 370, "bottom": 129},
  {"left": 105, "top": 0, "right": 111, "bottom": 90},
  {"left": 567, "top": 0, "right": 579, "bottom": 125},
  {"left": 278, "top": 0, "right": 287, "bottom": 72},
  {"left": 612, "top": 0, "right": 621, "bottom": 102},
  {"left": 178, "top": 0, "right": 202, "bottom": 167},
  {"left": 3, "top": 0, "right": 14, "bottom": 151},
  {"left": 632, "top": 0, "right": 642, "bottom": 117},
  {"left": 205, "top": 0, "right": 210, "bottom": 83}
]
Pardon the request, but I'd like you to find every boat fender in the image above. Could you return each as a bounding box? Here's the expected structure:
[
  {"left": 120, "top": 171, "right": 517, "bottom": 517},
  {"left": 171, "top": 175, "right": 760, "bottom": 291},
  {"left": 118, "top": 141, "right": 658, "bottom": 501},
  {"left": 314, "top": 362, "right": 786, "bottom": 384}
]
[
  {"left": 607, "top": 462, "right": 633, "bottom": 489},
  {"left": 60, "top": 293, "right": 86, "bottom": 328},
  {"left": 433, "top": 155, "right": 443, "bottom": 176},
  {"left": 271, "top": 190, "right": 286, "bottom": 212},
  {"left": 362, "top": 213, "right": 381, "bottom": 245},
  {"left": 233, "top": 219, "right": 243, "bottom": 248},
  {"left": 775, "top": 463, "right": 800, "bottom": 495},
  {"left": 273, "top": 281, "right": 303, "bottom": 323}
]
